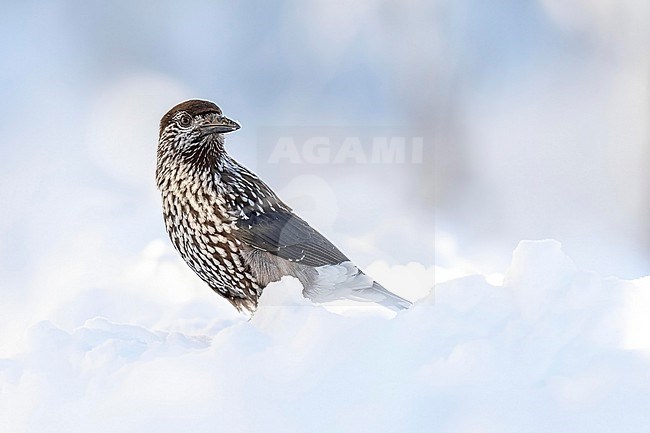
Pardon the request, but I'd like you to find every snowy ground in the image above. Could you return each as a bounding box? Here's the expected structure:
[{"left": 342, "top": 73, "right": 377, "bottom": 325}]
[
  {"left": 2, "top": 239, "right": 650, "bottom": 433},
  {"left": 1, "top": 1, "right": 648, "bottom": 431}
]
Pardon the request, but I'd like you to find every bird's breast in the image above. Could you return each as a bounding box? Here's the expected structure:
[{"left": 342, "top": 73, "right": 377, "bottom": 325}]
[
  {"left": 160, "top": 178, "right": 258, "bottom": 295},
  {"left": 162, "top": 183, "right": 234, "bottom": 250}
]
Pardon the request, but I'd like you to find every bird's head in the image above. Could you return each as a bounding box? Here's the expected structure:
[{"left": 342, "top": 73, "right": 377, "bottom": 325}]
[{"left": 157, "top": 99, "right": 240, "bottom": 167}]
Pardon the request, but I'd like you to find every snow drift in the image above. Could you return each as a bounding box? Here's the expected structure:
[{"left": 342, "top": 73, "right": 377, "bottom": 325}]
[{"left": 2, "top": 239, "right": 650, "bottom": 433}]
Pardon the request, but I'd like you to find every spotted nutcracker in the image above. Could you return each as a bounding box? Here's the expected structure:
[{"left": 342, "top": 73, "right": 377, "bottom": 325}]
[{"left": 156, "top": 99, "right": 411, "bottom": 313}]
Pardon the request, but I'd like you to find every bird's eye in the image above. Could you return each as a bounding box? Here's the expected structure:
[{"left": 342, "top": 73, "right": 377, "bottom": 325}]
[{"left": 178, "top": 114, "right": 192, "bottom": 128}]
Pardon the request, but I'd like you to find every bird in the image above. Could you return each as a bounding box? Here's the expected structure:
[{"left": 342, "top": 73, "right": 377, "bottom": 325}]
[{"left": 156, "top": 99, "right": 411, "bottom": 313}]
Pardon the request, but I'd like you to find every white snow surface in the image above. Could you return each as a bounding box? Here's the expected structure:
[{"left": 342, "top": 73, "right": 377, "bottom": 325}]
[{"left": 2, "top": 239, "right": 650, "bottom": 433}]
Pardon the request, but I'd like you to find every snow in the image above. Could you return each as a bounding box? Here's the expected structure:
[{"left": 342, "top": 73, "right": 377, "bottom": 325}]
[
  {"left": 1, "top": 1, "right": 647, "bottom": 430},
  {"left": 2, "top": 239, "right": 649, "bottom": 433}
]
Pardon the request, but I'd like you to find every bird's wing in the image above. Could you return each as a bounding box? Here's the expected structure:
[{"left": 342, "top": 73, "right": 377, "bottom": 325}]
[{"left": 235, "top": 210, "right": 349, "bottom": 267}]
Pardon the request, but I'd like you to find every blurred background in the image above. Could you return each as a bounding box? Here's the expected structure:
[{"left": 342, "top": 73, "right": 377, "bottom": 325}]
[{"left": 0, "top": 0, "right": 648, "bottom": 353}]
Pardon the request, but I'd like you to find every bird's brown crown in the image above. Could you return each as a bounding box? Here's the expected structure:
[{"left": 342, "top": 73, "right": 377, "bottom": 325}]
[{"left": 159, "top": 99, "right": 223, "bottom": 135}]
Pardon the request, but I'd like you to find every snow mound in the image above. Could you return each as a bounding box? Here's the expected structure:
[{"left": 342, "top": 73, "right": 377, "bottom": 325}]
[{"left": 2, "top": 240, "right": 650, "bottom": 433}]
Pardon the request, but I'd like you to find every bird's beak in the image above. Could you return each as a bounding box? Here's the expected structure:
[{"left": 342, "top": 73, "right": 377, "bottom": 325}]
[{"left": 200, "top": 116, "right": 241, "bottom": 135}]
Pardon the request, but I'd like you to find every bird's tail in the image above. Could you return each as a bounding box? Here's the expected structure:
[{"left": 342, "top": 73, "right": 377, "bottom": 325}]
[
  {"left": 348, "top": 280, "right": 412, "bottom": 312},
  {"left": 307, "top": 262, "right": 412, "bottom": 311}
]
